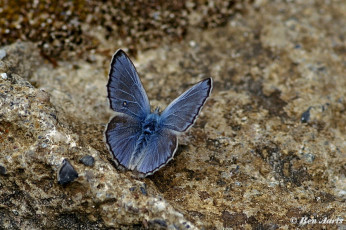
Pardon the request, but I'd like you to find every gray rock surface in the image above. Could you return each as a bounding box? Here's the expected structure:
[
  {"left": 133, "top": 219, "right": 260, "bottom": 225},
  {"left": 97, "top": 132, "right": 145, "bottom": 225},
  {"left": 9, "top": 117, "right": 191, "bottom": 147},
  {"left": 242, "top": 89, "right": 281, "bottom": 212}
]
[
  {"left": 0, "top": 49, "right": 6, "bottom": 60},
  {"left": 0, "top": 0, "right": 345, "bottom": 229}
]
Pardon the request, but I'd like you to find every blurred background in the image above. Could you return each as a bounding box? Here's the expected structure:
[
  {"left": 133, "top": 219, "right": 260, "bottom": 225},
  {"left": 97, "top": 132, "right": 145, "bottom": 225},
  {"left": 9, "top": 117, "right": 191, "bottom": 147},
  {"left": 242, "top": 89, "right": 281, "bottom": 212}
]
[{"left": 0, "top": 0, "right": 248, "bottom": 58}]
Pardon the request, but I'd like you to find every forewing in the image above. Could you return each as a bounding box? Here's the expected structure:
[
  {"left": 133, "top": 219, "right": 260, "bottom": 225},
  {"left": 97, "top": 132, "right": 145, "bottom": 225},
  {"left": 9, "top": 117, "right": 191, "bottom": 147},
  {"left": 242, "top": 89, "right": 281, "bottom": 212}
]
[
  {"left": 161, "top": 78, "right": 212, "bottom": 132},
  {"left": 107, "top": 49, "right": 150, "bottom": 119},
  {"left": 135, "top": 129, "right": 177, "bottom": 176},
  {"left": 105, "top": 115, "right": 142, "bottom": 169}
]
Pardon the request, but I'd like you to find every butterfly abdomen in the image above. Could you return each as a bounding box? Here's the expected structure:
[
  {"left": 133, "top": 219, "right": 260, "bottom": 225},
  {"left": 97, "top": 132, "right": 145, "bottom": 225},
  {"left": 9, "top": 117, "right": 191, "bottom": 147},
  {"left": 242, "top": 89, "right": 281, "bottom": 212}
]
[{"left": 128, "top": 113, "right": 162, "bottom": 170}]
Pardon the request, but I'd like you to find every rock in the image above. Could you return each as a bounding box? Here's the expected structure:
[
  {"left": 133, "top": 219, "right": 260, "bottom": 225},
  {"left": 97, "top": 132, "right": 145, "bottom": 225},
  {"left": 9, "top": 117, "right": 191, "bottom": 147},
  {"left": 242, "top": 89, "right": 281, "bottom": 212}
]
[
  {"left": 148, "top": 219, "right": 167, "bottom": 228},
  {"left": 301, "top": 107, "right": 311, "bottom": 123},
  {"left": 0, "top": 49, "right": 6, "bottom": 60},
  {"left": 302, "top": 153, "right": 316, "bottom": 164},
  {"left": 0, "top": 165, "right": 6, "bottom": 175},
  {"left": 57, "top": 159, "right": 79, "bottom": 185},
  {"left": 0, "top": 72, "right": 7, "bottom": 80},
  {"left": 0, "top": 42, "right": 41, "bottom": 80},
  {"left": 140, "top": 184, "right": 148, "bottom": 196},
  {"left": 79, "top": 155, "right": 95, "bottom": 167}
]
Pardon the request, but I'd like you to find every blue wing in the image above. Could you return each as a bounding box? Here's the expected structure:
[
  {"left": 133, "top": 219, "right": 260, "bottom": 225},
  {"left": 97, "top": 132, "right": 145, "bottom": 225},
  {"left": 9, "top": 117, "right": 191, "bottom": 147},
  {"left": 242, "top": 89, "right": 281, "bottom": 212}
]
[
  {"left": 161, "top": 78, "right": 213, "bottom": 132},
  {"left": 107, "top": 49, "right": 150, "bottom": 119},
  {"left": 105, "top": 115, "right": 142, "bottom": 169},
  {"left": 130, "top": 129, "right": 178, "bottom": 176}
]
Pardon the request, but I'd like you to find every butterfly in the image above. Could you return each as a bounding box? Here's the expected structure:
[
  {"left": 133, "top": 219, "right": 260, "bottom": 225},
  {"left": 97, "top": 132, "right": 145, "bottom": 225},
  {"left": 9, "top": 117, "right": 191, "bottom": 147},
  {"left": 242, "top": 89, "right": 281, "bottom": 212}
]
[{"left": 105, "top": 49, "right": 212, "bottom": 177}]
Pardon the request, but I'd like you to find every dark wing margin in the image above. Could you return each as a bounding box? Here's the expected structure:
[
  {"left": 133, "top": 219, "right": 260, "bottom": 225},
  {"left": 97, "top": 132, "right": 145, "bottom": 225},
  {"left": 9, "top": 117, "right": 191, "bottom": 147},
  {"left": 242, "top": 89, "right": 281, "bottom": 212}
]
[
  {"left": 161, "top": 78, "right": 213, "bottom": 132},
  {"left": 107, "top": 49, "right": 150, "bottom": 119}
]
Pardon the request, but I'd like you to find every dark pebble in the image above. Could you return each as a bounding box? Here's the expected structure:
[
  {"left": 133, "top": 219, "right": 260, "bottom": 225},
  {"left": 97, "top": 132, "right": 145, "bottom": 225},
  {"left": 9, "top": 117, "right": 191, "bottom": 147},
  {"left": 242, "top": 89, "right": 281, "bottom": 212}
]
[
  {"left": 150, "top": 219, "right": 167, "bottom": 228},
  {"left": 58, "top": 159, "right": 78, "bottom": 185},
  {"left": 79, "top": 155, "right": 95, "bottom": 167},
  {"left": 301, "top": 107, "right": 311, "bottom": 123},
  {"left": 294, "top": 44, "right": 301, "bottom": 49},
  {"left": 0, "top": 165, "right": 6, "bottom": 175},
  {"left": 302, "top": 153, "right": 315, "bottom": 163},
  {"left": 140, "top": 184, "right": 148, "bottom": 195}
]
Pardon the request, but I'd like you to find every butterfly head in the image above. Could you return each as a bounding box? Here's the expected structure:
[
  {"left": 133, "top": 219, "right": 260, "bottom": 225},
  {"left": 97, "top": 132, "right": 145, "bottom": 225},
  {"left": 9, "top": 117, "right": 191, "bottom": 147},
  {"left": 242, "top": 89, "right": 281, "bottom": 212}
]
[{"left": 153, "top": 107, "right": 161, "bottom": 114}]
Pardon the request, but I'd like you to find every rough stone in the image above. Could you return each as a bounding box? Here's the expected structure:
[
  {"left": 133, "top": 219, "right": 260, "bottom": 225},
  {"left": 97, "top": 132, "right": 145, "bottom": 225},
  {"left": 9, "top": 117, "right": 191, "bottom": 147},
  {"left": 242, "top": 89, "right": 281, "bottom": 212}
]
[
  {"left": 0, "top": 73, "right": 6, "bottom": 80},
  {"left": 0, "top": 165, "right": 6, "bottom": 175},
  {"left": 79, "top": 155, "right": 95, "bottom": 167},
  {"left": 0, "top": 49, "right": 6, "bottom": 60},
  {"left": 58, "top": 159, "right": 79, "bottom": 185}
]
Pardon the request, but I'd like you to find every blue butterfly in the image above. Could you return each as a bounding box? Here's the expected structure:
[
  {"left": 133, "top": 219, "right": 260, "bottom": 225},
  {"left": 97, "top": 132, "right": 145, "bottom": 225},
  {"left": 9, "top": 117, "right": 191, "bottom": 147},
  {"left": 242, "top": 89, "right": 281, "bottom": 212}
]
[{"left": 105, "top": 49, "right": 212, "bottom": 177}]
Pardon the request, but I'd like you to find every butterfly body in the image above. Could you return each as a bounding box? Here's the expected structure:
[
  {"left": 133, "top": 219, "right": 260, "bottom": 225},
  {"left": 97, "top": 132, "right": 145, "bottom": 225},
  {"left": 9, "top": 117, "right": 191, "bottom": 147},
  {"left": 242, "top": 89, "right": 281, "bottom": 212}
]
[
  {"left": 142, "top": 112, "right": 161, "bottom": 135},
  {"left": 105, "top": 49, "right": 212, "bottom": 177},
  {"left": 129, "top": 112, "right": 163, "bottom": 168}
]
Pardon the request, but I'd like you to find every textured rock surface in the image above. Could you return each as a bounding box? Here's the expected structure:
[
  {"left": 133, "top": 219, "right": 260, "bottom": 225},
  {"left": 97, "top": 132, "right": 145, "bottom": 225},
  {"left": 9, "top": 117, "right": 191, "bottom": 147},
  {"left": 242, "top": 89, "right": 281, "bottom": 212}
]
[
  {"left": 1, "top": 0, "right": 345, "bottom": 229},
  {"left": 0, "top": 43, "right": 194, "bottom": 229}
]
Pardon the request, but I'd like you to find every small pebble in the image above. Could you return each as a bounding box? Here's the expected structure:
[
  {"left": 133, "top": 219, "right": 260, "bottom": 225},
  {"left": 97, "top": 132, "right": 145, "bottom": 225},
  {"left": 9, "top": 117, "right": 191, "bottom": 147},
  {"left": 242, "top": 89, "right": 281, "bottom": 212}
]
[
  {"left": 58, "top": 159, "right": 78, "bottom": 185},
  {"left": 294, "top": 44, "right": 301, "bottom": 49},
  {"left": 189, "top": 40, "right": 196, "bottom": 47},
  {"left": 1, "top": 73, "right": 7, "bottom": 80},
  {"left": 150, "top": 219, "right": 167, "bottom": 228},
  {"left": 79, "top": 155, "right": 95, "bottom": 167},
  {"left": 0, "top": 165, "right": 6, "bottom": 175},
  {"left": 302, "top": 153, "right": 315, "bottom": 163},
  {"left": 301, "top": 107, "right": 311, "bottom": 123},
  {"left": 140, "top": 184, "right": 148, "bottom": 195},
  {"left": 0, "top": 49, "right": 6, "bottom": 60}
]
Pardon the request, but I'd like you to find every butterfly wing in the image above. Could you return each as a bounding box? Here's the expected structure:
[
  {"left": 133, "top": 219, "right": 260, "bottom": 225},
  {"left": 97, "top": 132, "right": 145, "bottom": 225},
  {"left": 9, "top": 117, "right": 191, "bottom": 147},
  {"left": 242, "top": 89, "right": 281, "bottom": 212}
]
[
  {"left": 107, "top": 49, "right": 150, "bottom": 119},
  {"left": 131, "top": 129, "right": 178, "bottom": 176},
  {"left": 105, "top": 115, "right": 142, "bottom": 169},
  {"left": 161, "top": 78, "right": 213, "bottom": 132}
]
